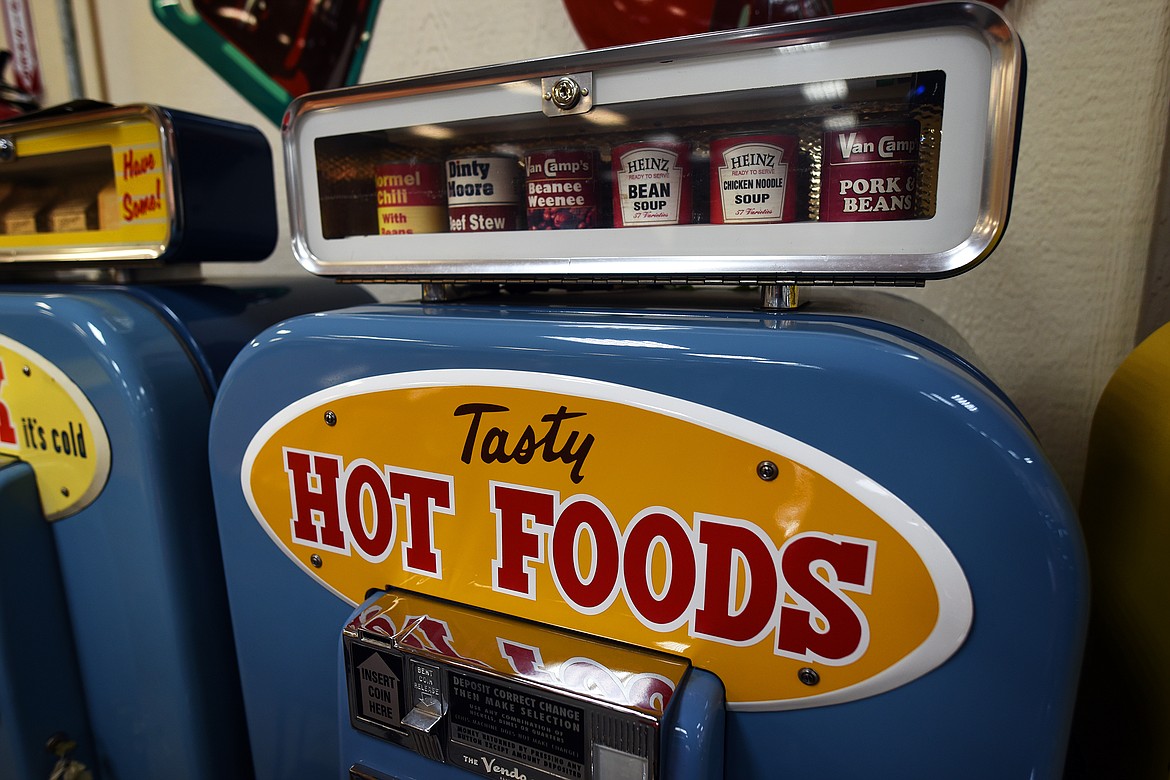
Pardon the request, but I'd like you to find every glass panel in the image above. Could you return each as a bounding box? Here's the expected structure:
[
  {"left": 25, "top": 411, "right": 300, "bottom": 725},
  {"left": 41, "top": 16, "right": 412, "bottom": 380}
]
[
  {"left": 313, "top": 70, "right": 943, "bottom": 241},
  {"left": 0, "top": 147, "right": 116, "bottom": 236}
]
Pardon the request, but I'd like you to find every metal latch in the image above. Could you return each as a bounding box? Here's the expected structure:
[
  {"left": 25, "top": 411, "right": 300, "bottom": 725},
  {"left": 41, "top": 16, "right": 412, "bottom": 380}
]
[
  {"left": 403, "top": 659, "right": 446, "bottom": 733},
  {"left": 541, "top": 73, "right": 593, "bottom": 116},
  {"left": 402, "top": 694, "right": 444, "bottom": 733}
]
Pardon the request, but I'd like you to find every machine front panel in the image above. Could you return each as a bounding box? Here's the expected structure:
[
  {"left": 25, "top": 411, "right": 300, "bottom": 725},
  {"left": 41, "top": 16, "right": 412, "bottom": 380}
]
[{"left": 209, "top": 298, "right": 1087, "bottom": 778}]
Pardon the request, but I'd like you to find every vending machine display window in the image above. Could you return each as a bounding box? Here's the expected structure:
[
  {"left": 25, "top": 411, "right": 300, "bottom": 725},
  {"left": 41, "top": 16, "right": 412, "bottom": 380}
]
[
  {"left": 312, "top": 69, "right": 943, "bottom": 235},
  {"left": 0, "top": 104, "right": 276, "bottom": 267},
  {"left": 284, "top": 4, "right": 1019, "bottom": 284}
]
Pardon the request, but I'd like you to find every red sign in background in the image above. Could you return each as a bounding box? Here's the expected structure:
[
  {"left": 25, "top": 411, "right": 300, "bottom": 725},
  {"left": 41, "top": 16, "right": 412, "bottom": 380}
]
[
  {"left": 1, "top": 0, "right": 41, "bottom": 99},
  {"left": 563, "top": 0, "right": 1008, "bottom": 49}
]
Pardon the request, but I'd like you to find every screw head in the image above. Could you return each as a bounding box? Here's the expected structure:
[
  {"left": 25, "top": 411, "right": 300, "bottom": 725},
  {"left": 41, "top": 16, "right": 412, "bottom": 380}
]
[
  {"left": 21, "top": 365, "right": 30, "bottom": 376},
  {"left": 310, "top": 554, "right": 323, "bottom": 568},
  {"left": 45, "top": 732, "right": 77, "bottom": 757},
  {"left": 60, "top": 486, "right": 70, "bottom": 497},
  {"left": 798, "top": 667, "right": 820, "bottom": 686},
  {"left": 549, "top": 76, "right": 583, "bottom": 110},
  {"left": 757, "top": 460, "right": 779, "bottom": 481},
  {"left": 324, "top": 410, "right": 337, "bottom": 426}
]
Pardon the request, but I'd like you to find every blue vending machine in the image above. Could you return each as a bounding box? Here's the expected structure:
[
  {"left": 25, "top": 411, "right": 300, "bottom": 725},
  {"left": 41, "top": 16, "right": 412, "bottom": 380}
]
[
  {"left": 0, "top": 103, "right": 370, "bottom": 778},
  {"left": 209, "top": 5, "right": 1089, "bottom": 779}
]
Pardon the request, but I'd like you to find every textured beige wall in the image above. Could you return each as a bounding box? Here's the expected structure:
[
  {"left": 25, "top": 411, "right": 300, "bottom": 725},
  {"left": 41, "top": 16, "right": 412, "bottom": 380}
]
[
  {"left": 904, "top": 0, "right": 1170, "bottom": 496},
  {"left": 12, "top": 0, "right": 1170, "bottom": 498}
]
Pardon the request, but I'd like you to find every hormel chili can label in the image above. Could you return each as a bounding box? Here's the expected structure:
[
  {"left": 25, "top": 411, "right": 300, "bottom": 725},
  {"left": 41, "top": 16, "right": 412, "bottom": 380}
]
[
  {"left": 446, "top": 154, "right": 523, "bottom": 232},
  {"left": 525, "top": 149, "right": 601, "bottom": 229},
  {"left": 612, "top": 141, "right": 691, "bottom": 227},
  {"left": 710, "top": 134, "right": 798, "bottom": 224},
  {"left": 821, "top": 123, "right": 920, "bottom": 222},
  {"left": 375, "top": 162, "right": 444, "bottom": 235}
]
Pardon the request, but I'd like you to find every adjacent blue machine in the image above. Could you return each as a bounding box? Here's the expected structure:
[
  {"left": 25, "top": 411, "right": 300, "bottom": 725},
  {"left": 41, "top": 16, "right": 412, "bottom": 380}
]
[
  {"left": 206, "top": 5, "right": 1089, "bottom": 780},
  {"left": 0, "top": 104, "right": 370, "bottom": 778}
]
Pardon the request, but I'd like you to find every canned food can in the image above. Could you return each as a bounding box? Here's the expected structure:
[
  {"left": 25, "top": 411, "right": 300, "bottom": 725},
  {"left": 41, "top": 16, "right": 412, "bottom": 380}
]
[
  {"left": 375, "top": 161, "right": 445, "bottom": 235},
  {"left": 525, "top": 149, "right": 602, "bottom": 229},
  {"left": 446, "top": 154, "right": 524, "bottom": 232},
  {"left": 709, "top": 134, "right": 799, "bottom": 224},
  {"left": 821, "top": 122, "right": 920, "bottom": 222},
  {"left": 612, "top": 140, "right": 691, "bottom": 227}
]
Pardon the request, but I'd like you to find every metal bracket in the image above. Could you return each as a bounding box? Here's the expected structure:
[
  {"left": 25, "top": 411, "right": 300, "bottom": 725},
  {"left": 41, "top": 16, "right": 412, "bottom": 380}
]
[{"left": 541, "top": 73, "right": 593, "bottom": 117}]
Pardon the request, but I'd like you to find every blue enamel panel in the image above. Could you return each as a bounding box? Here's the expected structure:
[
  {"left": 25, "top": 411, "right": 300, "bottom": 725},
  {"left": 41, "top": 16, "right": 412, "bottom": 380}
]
[
  {"left": 209, "top": 294, "right": 1087, "bottom": 779},
  {"left": 0, "top": 459, "right": 94, "bottom": 778}
]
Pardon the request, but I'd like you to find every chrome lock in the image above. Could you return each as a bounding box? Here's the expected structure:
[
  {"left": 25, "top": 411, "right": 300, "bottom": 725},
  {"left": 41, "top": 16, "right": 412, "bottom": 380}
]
[{"left": 541, "top": 73, "right": 593, "bottom": 116}]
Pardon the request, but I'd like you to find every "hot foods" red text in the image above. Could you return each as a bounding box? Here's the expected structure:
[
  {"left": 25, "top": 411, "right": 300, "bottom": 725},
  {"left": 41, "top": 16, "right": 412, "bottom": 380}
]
[{"left": 284, "top": 447, "right": 876, "bottom": 665}]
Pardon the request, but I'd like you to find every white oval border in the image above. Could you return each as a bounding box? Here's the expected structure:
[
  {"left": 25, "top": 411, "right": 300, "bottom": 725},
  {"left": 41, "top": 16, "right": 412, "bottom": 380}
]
[{"left": 241, "top": 368, "right": 972, "bottom": 711}]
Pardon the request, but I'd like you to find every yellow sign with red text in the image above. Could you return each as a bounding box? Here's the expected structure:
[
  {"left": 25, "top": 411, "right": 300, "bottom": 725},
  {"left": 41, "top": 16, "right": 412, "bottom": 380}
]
[
  {"left": 244, "top": 370, "right": 971, "bottom": 709},
  {"left": 0, "top": 114, "right": 168, "bottom": 250},
  {"left": 0, "top": 335, "right": 110, "bottom": 519}
]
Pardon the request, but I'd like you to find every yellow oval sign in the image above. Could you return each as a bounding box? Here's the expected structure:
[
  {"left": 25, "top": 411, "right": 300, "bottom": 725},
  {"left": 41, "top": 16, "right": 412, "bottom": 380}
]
[
  {"left": 243, "top": 370, "right": 971, "bottom": 709},
  {"left": 0, "top": 335, "right": 111, "bottom": 520}
]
